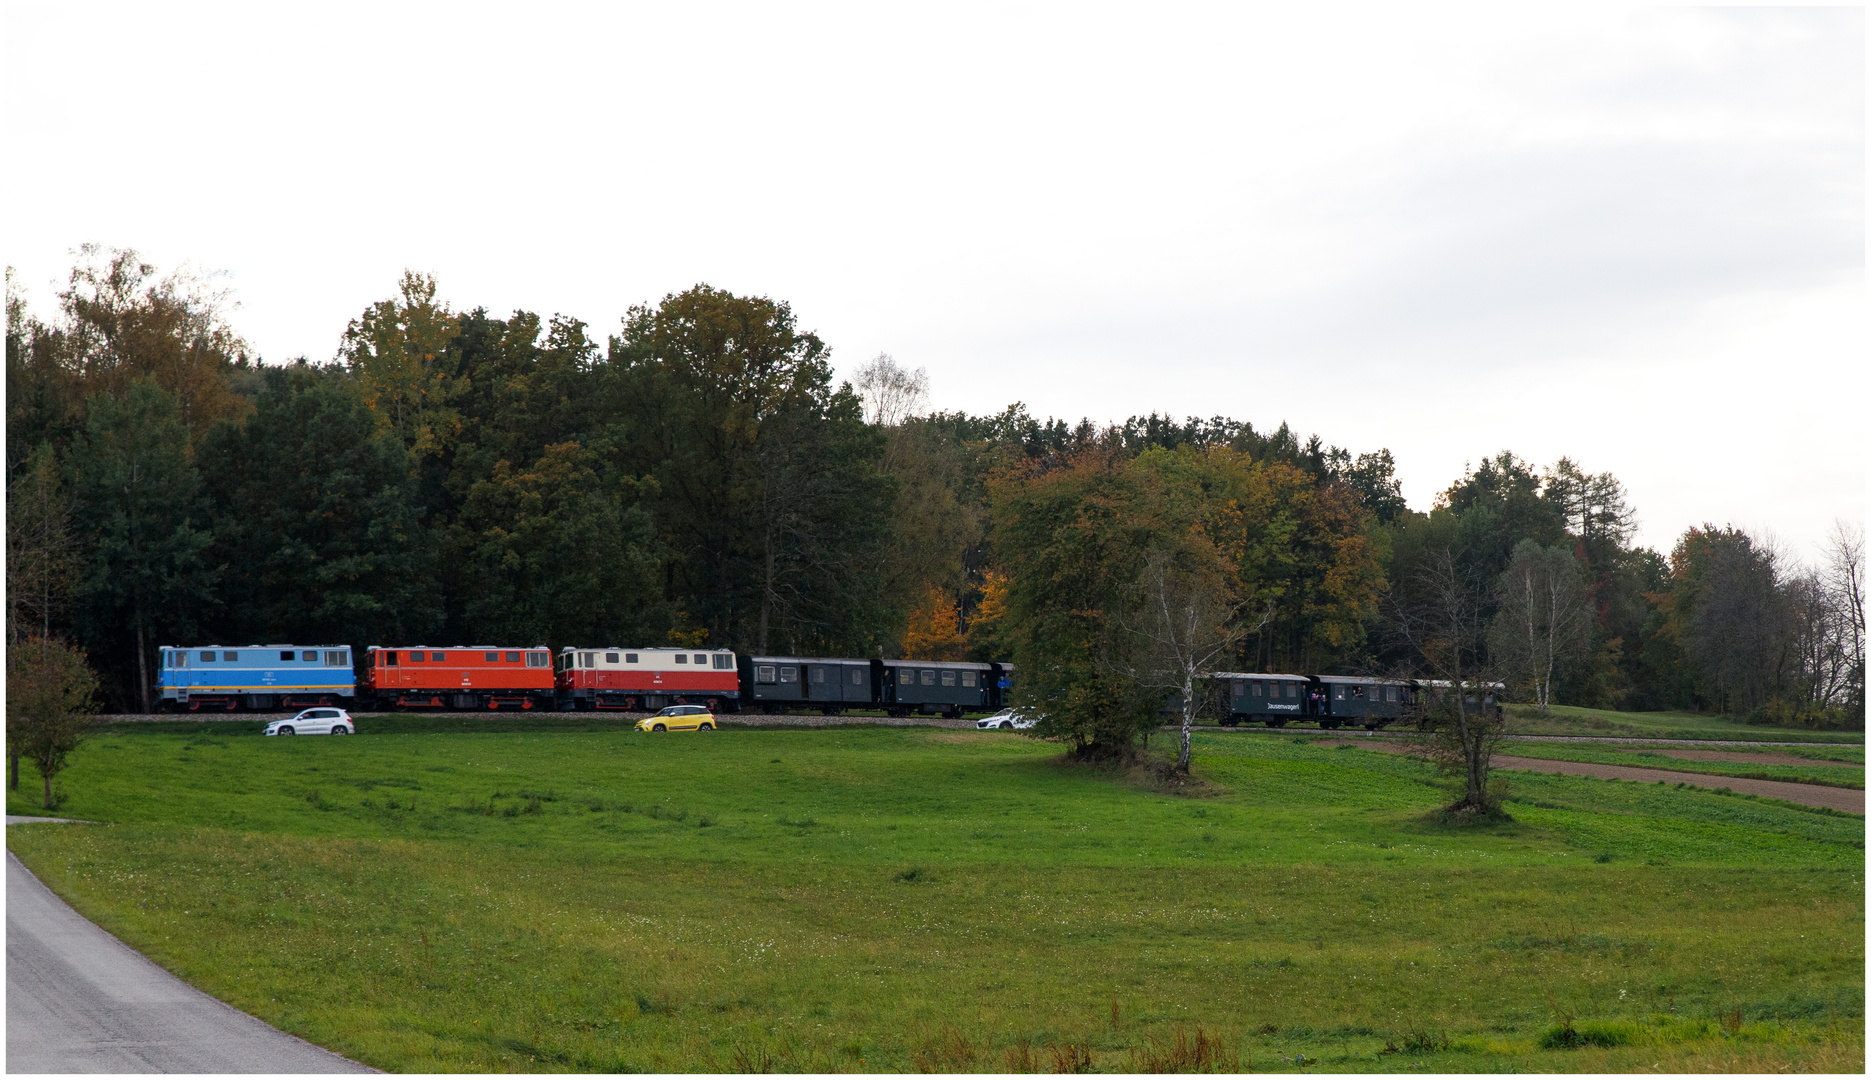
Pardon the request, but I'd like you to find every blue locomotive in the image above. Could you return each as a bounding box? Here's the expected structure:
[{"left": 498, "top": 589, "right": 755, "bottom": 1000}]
[{"left": 157, "top": 645, "right": 355, "bottom": 712}]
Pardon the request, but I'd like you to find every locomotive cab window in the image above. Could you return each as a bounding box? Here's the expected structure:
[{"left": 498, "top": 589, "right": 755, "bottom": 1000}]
[
  {"left": 713, "top": 654, "right": 732, "bottom": 669},
  {"left": 527, "top": 652, "right": 549, "bottom": 667},
  {"left": 326, "top": 651, "right": 348, "bottom": 667},
  {"left": 385, "top": 651, "right": 398, "bottom": 665}
]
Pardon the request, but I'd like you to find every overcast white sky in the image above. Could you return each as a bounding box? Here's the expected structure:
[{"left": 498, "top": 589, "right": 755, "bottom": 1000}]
[{"left": 5, "top": 3, "right": 1863, "bottom": 561}]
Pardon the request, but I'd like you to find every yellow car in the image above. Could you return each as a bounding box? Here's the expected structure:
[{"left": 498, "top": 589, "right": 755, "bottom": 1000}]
[{"left": 636, "top": 705, "right": 717, "bottom": 732}]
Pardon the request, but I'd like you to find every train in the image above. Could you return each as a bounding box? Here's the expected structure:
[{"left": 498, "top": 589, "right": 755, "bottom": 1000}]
[
  {"left": 156, "top": 643, "right": 1014, "bottom": 716},
  {"left": 1203, "top": 673, "right": 1503, "bottom": 730},
  {"left": 154, "top": 643, "right": 1494, "bottom": 726}
]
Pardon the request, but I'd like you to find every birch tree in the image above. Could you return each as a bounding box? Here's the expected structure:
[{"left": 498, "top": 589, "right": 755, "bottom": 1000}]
[
  {"left": 1126, "top": 542, "right": 1251, "bottom": 773},
  {"left": 1489, "top": 539, "right": 1593, "bottom": 711}
]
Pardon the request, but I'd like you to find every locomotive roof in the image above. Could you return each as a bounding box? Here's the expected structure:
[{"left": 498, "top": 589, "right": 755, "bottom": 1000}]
[
  {"left": 366, "top": 644, "right": 549, "bottom": 650},
  {"left": 559, "top": 645, "right": 732, "bottom": 652},
  {"left": 161, "top": 644, "right": 351, "bottom": 650}
]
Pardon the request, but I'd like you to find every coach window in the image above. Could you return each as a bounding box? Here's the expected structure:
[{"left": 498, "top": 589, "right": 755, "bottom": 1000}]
[
  {"left": 961, "top": 670, "right": 976, "bottom": 687},
  {"left": 811, "top": 668, "right": 826, "bottom": 684},
  {"left": 921, "top": 670, "right": 936, "bottom": 686},
  {"left": 1231, "top": 680, "right": 1244, "bottom": 696},
  {"left": 674, "top": 654, "right": 688, "bottom": 664},
  {"left": 1285, "top": 683, "right": 1297, "bottom": 698},
  {"left": 850, "top": 668, "right": 865, "bottom": 685},
  {"left": 507, "top": 652, "right": 521, "bottom": 663},
  {"left": 779, "top": 666, "right": 797, "bottom": 683},
  {"left": 606, "top": 653, "right": 620, "bottom": 664},
  {"left": 1334, "top": 685, "right": 1345, "bottom": 699},
  {"left": 941, "top": 670, "right": 956, "bottom": 687},
  {"left": 1386, "top": 686, "right": 1398, "bottom": 702},
  {"left": 626, "top": 653, "right": 639, "bottom": 664},
  {"left": 757, "top": 665, "right": 777, "bottom": 684}
]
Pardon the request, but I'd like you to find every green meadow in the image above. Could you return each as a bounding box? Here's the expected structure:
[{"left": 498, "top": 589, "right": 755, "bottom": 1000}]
[
  {"left": 1493, "top": 741, "right": 1864, "bottom": 789},
  {"left": 7, "top": 721, "right": 1863, "bottom": 1072},
  {"left": 1498, "top": 703, "right": 1865, "bottom": 743}
]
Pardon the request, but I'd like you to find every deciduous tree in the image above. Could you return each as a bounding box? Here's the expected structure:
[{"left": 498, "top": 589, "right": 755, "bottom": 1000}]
[{"left": 6, "top": 638, "right": 98, "bottom": 806}]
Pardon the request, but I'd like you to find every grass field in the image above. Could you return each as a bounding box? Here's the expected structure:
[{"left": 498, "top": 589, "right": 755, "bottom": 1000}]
[
  {"left": 6, "top": 721, "right": 1863, "bottom": 1072},
  {"left": 1485, "top": 741, "right": 1865, "bottom": 790},
  {"left": 1499, "top": 704, "right": 1865, "bottom": 744}
]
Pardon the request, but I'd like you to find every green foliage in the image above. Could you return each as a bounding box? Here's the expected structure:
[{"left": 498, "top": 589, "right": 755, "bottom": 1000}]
[
  {"left": 5, "top": 637, "right": 99, "bottom": 806},
  {"left": 199, "top": 363, "right": 440, "bottom": 645},
  {"left": 67, "top": 378, "right": 215, "bottom": 710}
]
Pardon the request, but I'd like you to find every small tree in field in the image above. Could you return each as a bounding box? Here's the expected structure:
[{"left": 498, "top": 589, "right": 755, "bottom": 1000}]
[
  {"left": 1391, "top": 546, "right": 1507, "bottom": 817},
  {"left": 6, "top": 638, "right": 99, "bottom": 809}
]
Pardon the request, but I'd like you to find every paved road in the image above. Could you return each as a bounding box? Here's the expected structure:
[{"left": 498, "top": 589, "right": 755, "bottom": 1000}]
[{"left": 6, "top": 844, "right": 371, "bottom": 1073}]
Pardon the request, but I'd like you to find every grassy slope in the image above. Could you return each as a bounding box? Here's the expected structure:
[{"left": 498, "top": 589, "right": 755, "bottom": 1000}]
[
  {"left": 6, "top": 725, "right": 1863, "bottom": 1073},
  {"left": 1501, "top": 704, "right": 1865, "bottom": 743},
  {"left": 1494, "top": 742, "right": 1865, "bottom": 789}
]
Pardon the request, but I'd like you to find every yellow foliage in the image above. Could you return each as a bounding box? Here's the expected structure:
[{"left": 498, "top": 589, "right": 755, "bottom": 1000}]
[{"left": 903, "top": 583, "right": 966, "bottom": 661}]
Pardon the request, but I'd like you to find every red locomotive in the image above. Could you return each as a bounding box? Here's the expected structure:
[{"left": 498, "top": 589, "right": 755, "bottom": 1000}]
[
  {"left": 556, "top": 647, "right": 738, "bottom": 712},
  {"left": 364, "top": 646, "right": 555, "bottom": 710}
]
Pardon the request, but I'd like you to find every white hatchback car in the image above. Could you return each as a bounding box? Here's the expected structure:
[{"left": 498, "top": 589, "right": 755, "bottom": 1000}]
[
  {"left": 265, "top": 708, "right": 354, "bottom": 736},
  {"left": 975, "top": 709, "right": 1035, "bottom": 730}
]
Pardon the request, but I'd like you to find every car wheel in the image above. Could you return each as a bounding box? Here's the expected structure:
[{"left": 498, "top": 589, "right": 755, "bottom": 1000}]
[
  {"left": 653, "top": 723, "right": 666, "bottom": 732},
  {"left": 332, "top": 726, "right": 349, "bottom": 735},
  {"left": 279, "top": 726, "right": 295, "bottom": 735},
  {"left": 699, "top": 722, "right": 713, "bottom": 731}
]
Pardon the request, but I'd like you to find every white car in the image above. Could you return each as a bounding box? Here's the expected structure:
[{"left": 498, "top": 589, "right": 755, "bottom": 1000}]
[
  {"left": 265, "top": 708, "right": 354, "bottom": 736},
  {"left": 976, "top": 709, "right": 1035, "bottom": 730}
]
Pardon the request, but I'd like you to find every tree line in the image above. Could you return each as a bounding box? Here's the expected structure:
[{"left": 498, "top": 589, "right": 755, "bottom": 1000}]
[{"left": 7, "top": 248, "right": 1865, "bottom": 756}]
